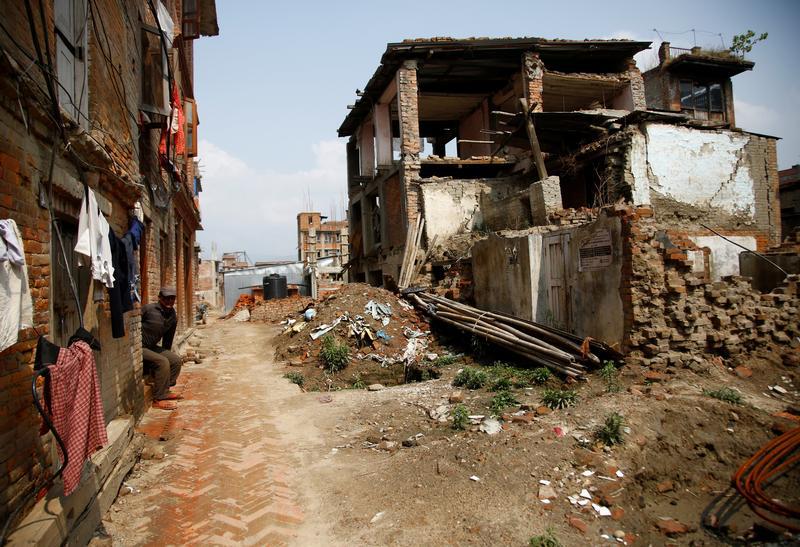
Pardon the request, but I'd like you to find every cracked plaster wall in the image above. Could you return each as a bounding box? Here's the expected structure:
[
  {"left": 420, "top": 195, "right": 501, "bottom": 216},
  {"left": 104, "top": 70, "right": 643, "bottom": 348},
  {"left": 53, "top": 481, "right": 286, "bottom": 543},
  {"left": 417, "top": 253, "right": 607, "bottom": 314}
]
[{"left": 627, "top": 123, "right": 756, "bottom": 218}]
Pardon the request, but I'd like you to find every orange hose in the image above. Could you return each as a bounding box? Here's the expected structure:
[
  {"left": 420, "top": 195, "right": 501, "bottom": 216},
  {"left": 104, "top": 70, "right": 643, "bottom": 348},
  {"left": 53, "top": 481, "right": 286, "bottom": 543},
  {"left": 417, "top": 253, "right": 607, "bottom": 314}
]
[{"left": 732, "top": 427, "right": 800, "bottom": 532}]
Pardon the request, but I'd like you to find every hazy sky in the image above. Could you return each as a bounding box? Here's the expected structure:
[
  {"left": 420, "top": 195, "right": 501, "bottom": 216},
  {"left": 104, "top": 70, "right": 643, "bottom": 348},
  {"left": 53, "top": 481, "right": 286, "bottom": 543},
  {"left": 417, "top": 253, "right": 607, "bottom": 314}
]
[{"left": 193, "top": 0, "right": 800, "bottom": 262}]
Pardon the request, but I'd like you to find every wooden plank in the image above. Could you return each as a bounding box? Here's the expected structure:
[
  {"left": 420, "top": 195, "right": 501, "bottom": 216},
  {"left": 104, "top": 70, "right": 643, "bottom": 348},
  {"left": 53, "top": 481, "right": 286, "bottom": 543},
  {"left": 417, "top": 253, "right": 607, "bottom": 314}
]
[{"left": 519, "top": 98, "right": 548, "bottom": 180}]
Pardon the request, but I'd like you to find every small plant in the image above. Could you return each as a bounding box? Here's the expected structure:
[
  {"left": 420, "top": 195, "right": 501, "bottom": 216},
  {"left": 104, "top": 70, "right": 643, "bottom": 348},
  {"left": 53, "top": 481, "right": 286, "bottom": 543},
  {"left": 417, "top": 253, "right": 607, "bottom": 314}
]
[
  {"left": 490, "top": 376, "right": 512, "bottom": 392},
  {"left": 453, "top": 367, "right": 488, "bottom": 390},
  {"left": 541, "top": 388, "right": 578, "bottom": 410},
  {"left": 595, "top": 412, "right": 625, "bottom": 446},
  {"left": 320, "top": 335, "right": 349, "bottom": 372},
  {"left": 530, "top": 367, "right": 551, "bottom": 385},
  {"left": 351, "top": 373, "right": 366, "bottom": 390},
  {"left": 284, "top": 371, "right": 305, "bottom": 387},
  {"left": 704, "top": 387, "right": 742, "bottom": 405},
  {"left": 529, "top": 528, "right": 562, "bottom": 547},
  {"left": 433, "top": 354, "right": 458, "bottom": 367},
  {"left": 489, "top": 390, "right": 519, "bottom": 416},
  {"left": 730, "top": 30, "right": 768, "bottom": 56},
  {"left": 599, "top": 361, "right": 620, "bottom": 393},
  {"left": 451, "top": 403, "right": 469, "bottom": 430}
]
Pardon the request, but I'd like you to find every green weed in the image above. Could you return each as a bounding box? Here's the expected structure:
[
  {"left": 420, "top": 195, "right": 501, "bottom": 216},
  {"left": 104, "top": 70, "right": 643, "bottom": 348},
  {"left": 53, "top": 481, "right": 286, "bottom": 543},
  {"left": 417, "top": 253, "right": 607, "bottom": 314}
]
[
  {"left": 541, "top": 388, "right": 578, "bottom": 410},
  {"left": 703, "top": 387, "right": 742, "bottom": 405},
  {"left": 433, "top": 355, "right": 458, "bottom": 367},
  {"left": 320, "top": 335, "right": 349, "bottom": 372},
  {"left": 599, "top": 361, "right": 620, "bottom": 393},
  {"left": 529, "top": 528, "right": 562, "bottom": 547},
  {"left": 453, "top": 367, "right": 488, "bottom": 390},
  {"left": 489, "top": 390, "right": 519, "bottom": 416},
  {"left": 283, "top": 371, "right": 305, "bottom": 387},
  {"left": 595, "top": 412, "right": 625, "bottom": 446},
  {"left": 451, "top": 404, "right": 469, "bottom": 430}
]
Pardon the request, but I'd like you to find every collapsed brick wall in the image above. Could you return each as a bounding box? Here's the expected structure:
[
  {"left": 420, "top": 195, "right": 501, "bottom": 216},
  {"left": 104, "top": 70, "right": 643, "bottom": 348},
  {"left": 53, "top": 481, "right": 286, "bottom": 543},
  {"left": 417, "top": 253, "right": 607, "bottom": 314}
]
[{"left": 618, "top": 206, "right": 798, "bottom": 368}]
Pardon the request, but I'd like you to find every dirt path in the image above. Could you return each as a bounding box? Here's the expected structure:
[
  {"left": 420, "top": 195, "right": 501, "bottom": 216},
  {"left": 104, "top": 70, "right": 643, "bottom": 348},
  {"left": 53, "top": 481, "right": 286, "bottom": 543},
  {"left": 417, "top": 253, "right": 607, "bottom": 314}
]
[
  {"left": 98, "top": 315, "right": 799, "bottom": 546},
  {"left": 100, "top": 318, "right": 331, "bottom": 546}
]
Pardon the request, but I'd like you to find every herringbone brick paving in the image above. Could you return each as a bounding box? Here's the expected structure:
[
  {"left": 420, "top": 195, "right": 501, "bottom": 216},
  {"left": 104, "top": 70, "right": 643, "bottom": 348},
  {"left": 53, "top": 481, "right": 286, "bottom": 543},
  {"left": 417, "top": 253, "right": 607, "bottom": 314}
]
[{"left": 129, "top": 322, "right": 305, "bottom": 546}]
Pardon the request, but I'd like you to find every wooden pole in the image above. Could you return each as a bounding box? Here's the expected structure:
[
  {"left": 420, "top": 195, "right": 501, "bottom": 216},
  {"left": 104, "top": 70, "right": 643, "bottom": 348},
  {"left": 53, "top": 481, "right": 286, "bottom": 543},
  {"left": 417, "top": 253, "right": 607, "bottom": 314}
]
[{"left": 519, "top": 98, "right": 547, "bottom": 181}]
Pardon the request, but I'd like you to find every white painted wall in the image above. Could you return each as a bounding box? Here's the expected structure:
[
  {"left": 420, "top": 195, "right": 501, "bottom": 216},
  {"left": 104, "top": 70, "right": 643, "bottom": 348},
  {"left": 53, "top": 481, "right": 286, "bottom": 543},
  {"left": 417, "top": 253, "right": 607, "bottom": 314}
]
[
  {"left": 628, "top": 123, "right": 756, "bottom": 219},
  {"left": 420, "top": 182, "right": 488, "bottom": 241},
  {"left": 689, "top": 235, "right": 756, "bottom": 281}
]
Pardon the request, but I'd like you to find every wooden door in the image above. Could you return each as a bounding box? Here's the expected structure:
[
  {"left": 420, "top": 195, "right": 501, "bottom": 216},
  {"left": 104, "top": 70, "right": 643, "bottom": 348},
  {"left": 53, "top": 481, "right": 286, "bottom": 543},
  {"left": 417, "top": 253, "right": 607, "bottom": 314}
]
[{"left": 543, "top": 233, "right": 570, "bottom": 330}]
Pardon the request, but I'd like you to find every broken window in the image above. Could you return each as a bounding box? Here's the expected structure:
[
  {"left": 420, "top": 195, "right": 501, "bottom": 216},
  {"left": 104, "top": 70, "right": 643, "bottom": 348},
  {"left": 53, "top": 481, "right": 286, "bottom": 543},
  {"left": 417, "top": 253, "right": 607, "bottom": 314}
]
[
  {"left": 679, "top": 80, "right": 724, "bottom": 121},
  {"left": 55, "top": 0, "right": 88, "bottom": 126},
  {"left": 141, "top": 25, "right": 170, "bottom": 115}
]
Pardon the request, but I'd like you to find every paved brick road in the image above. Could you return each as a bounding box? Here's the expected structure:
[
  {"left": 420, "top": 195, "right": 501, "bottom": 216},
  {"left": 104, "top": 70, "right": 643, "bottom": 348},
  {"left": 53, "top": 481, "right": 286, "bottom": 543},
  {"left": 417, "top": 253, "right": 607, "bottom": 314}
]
[{"left": 126, "top": 320, "right": 305, "bottom": 546}]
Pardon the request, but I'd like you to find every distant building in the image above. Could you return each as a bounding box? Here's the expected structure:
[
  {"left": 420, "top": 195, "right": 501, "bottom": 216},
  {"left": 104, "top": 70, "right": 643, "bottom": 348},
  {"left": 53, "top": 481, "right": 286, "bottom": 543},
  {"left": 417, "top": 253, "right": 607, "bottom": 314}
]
[
  {"left": 296, "top": 212, "right": 349, "bottom": 263},
  {"left": 779, "top": 165, "right": 800, "bottom": 241}
]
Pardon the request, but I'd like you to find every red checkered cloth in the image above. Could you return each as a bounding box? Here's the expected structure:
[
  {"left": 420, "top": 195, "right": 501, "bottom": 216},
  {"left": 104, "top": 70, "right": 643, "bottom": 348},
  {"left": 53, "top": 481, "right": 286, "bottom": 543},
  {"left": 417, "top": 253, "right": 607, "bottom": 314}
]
[{"left": 48, "top": 340, "right": 108, "bottom": 496}]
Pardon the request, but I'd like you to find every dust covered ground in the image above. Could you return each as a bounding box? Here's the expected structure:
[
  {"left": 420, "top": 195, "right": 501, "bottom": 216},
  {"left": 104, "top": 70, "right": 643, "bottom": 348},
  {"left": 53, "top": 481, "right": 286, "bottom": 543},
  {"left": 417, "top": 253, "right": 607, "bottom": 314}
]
[{"left": 97, "top": 293, "right": 800, "bottom": 546}]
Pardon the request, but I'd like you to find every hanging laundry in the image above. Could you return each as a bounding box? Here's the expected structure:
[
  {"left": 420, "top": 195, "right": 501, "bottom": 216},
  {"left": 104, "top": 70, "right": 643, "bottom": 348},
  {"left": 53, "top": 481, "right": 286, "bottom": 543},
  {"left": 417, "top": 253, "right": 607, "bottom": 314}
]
[
  {"left": 159, "top": 83, "right": 185, "bottom": 157},
  {"left": 121, "top": 217, "right": 145, "bottom": 303},
  {"left": 0, "top": 219, "right": 33, "bottom": 352},
  {"left": 45, "top": 339, "right": 108, "bottom": 496},
  {"left": 108, "top": 226, "right": 132, "bottom": 338},
  {"left": 74, "top": 187, "right": 115, "bottom": 288}
]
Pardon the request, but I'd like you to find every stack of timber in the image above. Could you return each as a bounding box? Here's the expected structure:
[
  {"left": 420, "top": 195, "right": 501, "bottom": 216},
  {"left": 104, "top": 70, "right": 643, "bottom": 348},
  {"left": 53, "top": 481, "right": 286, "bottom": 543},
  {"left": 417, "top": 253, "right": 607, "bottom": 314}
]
[{"left": 406, "top": 292, "right": 623, "bottom": 378}]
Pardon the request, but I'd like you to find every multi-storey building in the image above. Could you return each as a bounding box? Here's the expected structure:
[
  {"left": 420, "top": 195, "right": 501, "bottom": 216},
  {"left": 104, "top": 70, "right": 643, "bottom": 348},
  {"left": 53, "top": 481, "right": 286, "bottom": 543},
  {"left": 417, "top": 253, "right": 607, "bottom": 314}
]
[{"left": 0, "top": 0, "right": 217, "bottom": 541}]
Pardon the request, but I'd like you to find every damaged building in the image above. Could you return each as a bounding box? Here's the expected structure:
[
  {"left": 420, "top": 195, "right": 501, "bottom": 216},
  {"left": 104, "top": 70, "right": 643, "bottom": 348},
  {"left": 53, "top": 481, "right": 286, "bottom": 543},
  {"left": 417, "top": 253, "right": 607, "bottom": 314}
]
[{"left": 339, "top": 37, "right": 790, "bottom": 358}]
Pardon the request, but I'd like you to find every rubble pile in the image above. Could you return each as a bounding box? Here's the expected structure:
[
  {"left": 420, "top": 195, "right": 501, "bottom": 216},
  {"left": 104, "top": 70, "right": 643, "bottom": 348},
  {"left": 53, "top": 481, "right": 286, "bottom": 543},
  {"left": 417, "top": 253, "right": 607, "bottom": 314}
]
[
  {"left": 275, "top": 284, "right": 441, "bottom": 390},
  {"left": 249, "top": 296, "right": 314, "bottom": 323},
  {"left": 622, "top": 208, "right": 799, "bottom": 368}
]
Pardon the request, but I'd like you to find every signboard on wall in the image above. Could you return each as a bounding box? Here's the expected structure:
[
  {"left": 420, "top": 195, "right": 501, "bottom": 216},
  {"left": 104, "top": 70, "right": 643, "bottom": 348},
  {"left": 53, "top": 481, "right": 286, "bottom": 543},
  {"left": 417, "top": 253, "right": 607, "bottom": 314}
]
[{"left": 578, "top": 229, "right": 612, "bottom": 271}]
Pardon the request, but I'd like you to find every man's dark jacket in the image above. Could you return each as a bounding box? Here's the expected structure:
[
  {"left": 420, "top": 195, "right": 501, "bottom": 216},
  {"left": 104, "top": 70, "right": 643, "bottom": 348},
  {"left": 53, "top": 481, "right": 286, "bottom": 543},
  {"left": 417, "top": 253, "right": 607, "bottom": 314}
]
[{"left": 141, "top": 302, "right": 177, "bottom": 350}]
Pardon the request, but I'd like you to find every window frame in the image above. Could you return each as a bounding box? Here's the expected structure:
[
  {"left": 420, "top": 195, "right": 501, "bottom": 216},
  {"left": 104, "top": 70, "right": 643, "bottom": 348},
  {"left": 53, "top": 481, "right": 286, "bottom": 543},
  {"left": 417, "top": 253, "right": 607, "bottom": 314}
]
[
  {"left": 679, "top": 79, "right": 726, "bottom": 121},
  {"left": 184, "top": 97, "right": 198, "bottom": 156},
  {"left": 140, "top": 23, "right": 170, "bottom": 116},
  {"left": 54, "top": 0, "right": 89, "bottom": 127}
]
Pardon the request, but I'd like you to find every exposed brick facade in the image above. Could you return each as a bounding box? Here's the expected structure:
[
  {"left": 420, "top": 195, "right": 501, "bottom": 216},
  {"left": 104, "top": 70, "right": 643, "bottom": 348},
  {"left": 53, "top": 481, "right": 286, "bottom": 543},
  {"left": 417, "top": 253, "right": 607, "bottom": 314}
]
[{"left": 0, "top": 0, "right": 216, "bottom": 530}]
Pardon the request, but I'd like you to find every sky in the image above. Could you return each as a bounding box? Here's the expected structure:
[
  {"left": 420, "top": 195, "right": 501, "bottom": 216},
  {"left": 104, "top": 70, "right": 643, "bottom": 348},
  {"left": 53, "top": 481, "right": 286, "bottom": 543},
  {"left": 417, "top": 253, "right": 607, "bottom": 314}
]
[{"left": 193, "top": 0, "right": 800, "bottom": 262}]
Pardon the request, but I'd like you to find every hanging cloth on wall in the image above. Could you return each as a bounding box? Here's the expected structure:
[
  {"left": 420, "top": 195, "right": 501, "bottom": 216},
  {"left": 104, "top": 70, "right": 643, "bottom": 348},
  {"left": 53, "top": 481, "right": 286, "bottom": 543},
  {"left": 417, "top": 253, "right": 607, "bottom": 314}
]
[
  {"left": 121, "top": 217, "right": 145, "bottom": 303},
  {"left": 74, "top": 187, "right": 115, "bottom": 288},
  {"left": 44, "top": 339, "right": 107, "bottom": 496},
  {"left": 159, "top": 83, "right": 185, "bottom": 158},
  {"left": 108, "top": 226, "right": 132, "bottom": 338},
  {"left": 0, "top": 219, "right": 34, "bottom": 352}
]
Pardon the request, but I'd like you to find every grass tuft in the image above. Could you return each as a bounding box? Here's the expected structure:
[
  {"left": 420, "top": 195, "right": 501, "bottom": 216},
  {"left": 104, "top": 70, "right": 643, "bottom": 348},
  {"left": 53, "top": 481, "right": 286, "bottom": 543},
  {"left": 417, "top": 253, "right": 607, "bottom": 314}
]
[
  {"left": 283, "top": 371, "right": 305, "bottom": 387},
  {"left": 703, "top": 387, "right": 742, "bottom": 405},
  {"left": 541, "top": 388, "right": 578, "bottom": 410},
  {"left": 595, "top": 412, "right": 625, "bottom": 446},
  {"left": 453, "top": 367, "right": 488, "bottom": 390},
  {"left": 451, "top": 404, "right": 469, "bottom": 430},
  {"left": 320, "top": 335, "right": 349, "bottom": 372}
]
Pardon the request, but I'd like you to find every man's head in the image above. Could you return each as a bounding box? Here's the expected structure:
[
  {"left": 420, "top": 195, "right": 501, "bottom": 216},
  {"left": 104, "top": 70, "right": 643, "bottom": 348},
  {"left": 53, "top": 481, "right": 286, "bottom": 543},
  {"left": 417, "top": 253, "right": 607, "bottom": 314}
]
[{"left": 158, "top": 286, "right": 177, "bottom": 308}]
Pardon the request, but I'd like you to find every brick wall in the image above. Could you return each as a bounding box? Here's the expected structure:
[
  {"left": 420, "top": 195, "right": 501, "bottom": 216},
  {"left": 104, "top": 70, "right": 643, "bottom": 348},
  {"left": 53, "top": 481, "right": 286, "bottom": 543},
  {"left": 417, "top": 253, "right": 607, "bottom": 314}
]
[
  {"left": 0, "top": 0, "right": 206, "bottom": 527},
  {"left": 616, "top": 206, "right": 798, "bottom": 369},
  {"left": 522, "top": 52, "right": 544, "bottom": 112}
]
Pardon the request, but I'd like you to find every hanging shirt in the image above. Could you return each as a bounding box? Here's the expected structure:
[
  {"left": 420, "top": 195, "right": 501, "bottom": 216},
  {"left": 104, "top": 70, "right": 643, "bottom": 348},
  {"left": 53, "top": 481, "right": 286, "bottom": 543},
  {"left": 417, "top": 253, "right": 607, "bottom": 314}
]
[
  {"left": 74, "top": 188, "right": 115, "bottom": 288},
  {"left": 0, "top": 219, "right": 34, "bottom": 352},
  {"left": 47, "top": 340, "right": 108, "bottom": 496},
  {"left": 108, "top": 226, "right": 132, "bottom": 338}
]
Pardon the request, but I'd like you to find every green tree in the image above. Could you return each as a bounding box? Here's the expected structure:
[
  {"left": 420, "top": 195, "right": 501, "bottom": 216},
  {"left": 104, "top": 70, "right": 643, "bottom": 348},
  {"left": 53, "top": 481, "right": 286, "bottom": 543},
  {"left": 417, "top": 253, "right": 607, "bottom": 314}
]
[{"left": 730, "top": 30, "right": 768, "bottom": 56}]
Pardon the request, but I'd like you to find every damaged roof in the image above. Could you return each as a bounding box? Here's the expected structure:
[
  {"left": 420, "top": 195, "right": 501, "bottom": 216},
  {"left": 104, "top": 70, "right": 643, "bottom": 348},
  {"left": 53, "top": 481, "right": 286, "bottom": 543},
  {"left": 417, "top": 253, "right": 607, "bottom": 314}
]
[{"left": 338, "top": 37, "right": 651, "bottom": 137}]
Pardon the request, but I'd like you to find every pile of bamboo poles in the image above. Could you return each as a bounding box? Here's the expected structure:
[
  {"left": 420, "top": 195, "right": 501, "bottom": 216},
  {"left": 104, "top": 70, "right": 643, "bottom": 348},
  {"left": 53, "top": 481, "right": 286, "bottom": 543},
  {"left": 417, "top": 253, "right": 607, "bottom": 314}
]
[{"left": 407, "top": 292, "right": 622, "bottom": 378}]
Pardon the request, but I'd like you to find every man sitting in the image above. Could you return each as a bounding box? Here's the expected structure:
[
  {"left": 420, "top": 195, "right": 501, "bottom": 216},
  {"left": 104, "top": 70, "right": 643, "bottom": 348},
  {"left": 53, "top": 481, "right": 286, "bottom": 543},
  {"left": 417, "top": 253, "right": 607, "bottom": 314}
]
[{"left": 142, "top": 287, "right": 183, "bottom": 410}]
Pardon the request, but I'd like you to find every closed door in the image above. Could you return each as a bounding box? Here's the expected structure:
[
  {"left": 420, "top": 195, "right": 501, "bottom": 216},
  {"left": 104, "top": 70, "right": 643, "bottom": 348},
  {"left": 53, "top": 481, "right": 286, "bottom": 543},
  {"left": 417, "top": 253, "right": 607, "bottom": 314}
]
[{"left": 543, "top": 233, "right": 570, "bottom": 330}]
